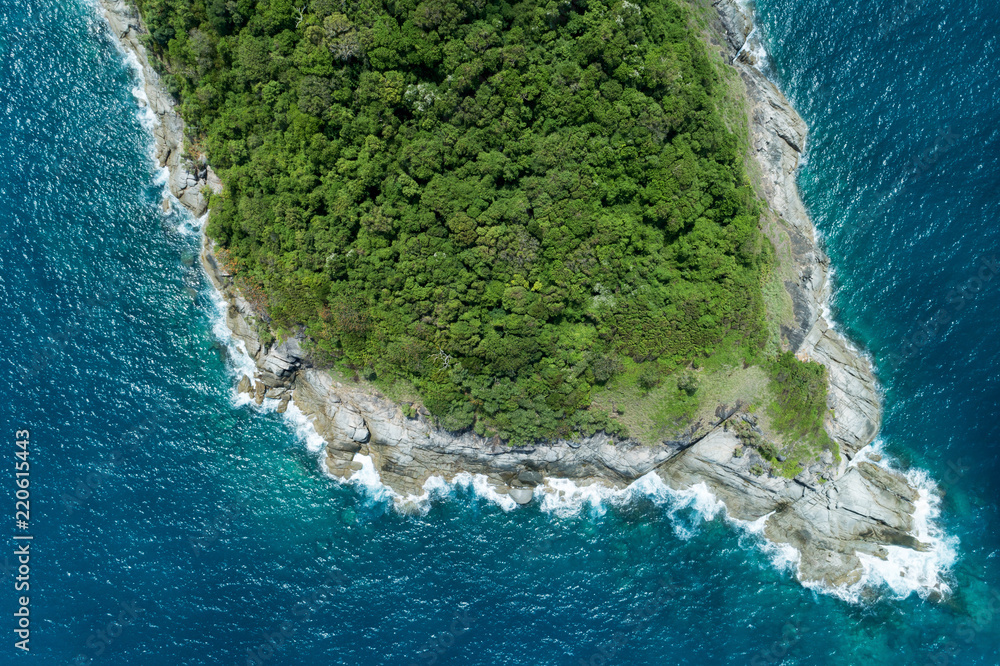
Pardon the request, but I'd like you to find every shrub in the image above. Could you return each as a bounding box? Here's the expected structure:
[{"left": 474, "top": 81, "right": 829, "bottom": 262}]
[
  {"left": 592, "top": 354, "right": 625, "bottom": 384},
  {"left": 677, "top": 371, "right": 699, "bottom": 396},
  {"left": 638, "top": 365, "right": 663, "bottom": 391}
]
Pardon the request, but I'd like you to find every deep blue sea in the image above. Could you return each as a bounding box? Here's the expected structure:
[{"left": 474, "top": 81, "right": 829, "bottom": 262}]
[{"left": 1, "top": 0, "right": 999, "bottom": 663}]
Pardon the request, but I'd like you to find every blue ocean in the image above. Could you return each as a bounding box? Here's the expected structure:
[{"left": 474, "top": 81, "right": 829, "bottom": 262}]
[{"left": 1, "top": 0, "right": 999, "bottom": 663}]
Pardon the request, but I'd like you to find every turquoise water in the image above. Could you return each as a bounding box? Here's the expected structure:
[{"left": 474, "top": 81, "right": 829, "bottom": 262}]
[{"left": 1, "top": 0, "right": 999, "bottom": 663}]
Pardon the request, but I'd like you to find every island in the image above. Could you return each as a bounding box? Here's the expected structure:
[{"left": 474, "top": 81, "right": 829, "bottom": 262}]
[{"left": 98, "top": 0, "right": 942, "bottom": 593}]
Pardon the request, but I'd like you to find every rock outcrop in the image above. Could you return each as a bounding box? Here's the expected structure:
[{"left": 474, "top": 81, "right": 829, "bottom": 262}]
[
  {"left": 100, "top": 0, "right": 940, "bottom": 592},
  {"left": 98, "top": 0, "right": 221, "bottom": 215}
]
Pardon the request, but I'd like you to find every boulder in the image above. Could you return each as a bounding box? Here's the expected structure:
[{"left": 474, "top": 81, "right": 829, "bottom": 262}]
[
  {"left": 259, "top": 371, "right": 285, "bottom": 388},
  {"left": 335, "top": 406, "right": 370, "bottom": 444},
  {"left": 518, "top": 470, "right": 544, "bottom": 486},
  {"left": 265, "top": 386, "right": 288, "bottom": 400},
  {"left": 508, "top": 487, "right": 534, "bottom": 505}
]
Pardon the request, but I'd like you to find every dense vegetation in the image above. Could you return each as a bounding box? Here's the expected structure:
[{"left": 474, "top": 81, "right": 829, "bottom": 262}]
[{"left": 136, "top": 0, "right": 777, "bottom": 443}]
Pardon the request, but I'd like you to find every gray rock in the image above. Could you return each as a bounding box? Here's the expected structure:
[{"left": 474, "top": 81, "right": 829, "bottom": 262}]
[
  {"left": 327, "top": 439, "right": 362, "bottom": 454},
  {"left": 264, "top": 386, "right": 288, "bottom": 400},
  {"left": 764, "top": 462, "right": 927, "bottom": 586},
  {"left": 508, "top": 487, "right": 534, "bottom": 505},
  {"left": 201, "top": 221, "right": 922, "bottom": 589},
  {"left": 258, "top": 372, "right": 284, "bottom": 389},
  {"left": 518, "top": 470, "right": 544, "bottom": 486},
  {"left": 96, "top": 0, "right": 217, "bottom": 217}
]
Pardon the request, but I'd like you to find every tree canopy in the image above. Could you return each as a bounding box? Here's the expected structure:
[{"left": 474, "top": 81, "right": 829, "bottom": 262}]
[{"left": 137, "top": 0, "right": 774, "bottom": 443}]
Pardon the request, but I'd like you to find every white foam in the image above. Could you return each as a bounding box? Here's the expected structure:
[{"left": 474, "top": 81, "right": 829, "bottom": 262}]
[
  {"left": 95, "top": 2, "right": 160, "bottom": 153},
  {"left": 530, "top": 472, "right": 721, "bottom": 524},
  {"left": 733, "top": 1, "right": 776, "bottom": 77},
  {"left": 315, "top": 457, "right": 521, "bottom": 514},
  {"left": 177, "top": 211, "right": 209, "bottom": 238},
  {"left": 536, "top": 472, "right": 746, "bottom": 544},
  {"left": 278, "top": 411, "right": 955, "bottom": 604},
  {"left": 283, "top": 401, "right": 327, "bottom": 453},
  {"left": 122, "top": 49, "right": 158, "bottom": 137},
  {"left": 207, "top": 286, "right": 258, "bottom": 381},
  {"left": 624, "top": 474, "right": 800, "bottom": 572},
  {"left": 314, "top": 449, "right": 395, "bottom": 508},
  {"left": 156, "top": 0, "right": 949, "bottom": 592},
  {"left": 200, "top": 263, "right": 339, "bottom": 466},
  {"left": 345, "top": 453, "right": 397, "bottom": 500},
  {"left": 839, "top": 440, "right": 959, "bottom": 602},
  {"left": 733, "top": 25, "right": 773, "bottom": 75},
  {"left": 537, "top": 477, "right": 630, "bottom": 517},
  {"left": 452, "top": 473, "right": 519, "bottom": 511},
  {"left": 530, "top": 464, "right": 954, "bottom": 603},
  {"left": 183, "top": 135, "right": 952, "bottom": 608},
  {"left": 152, "top": 164, "right": 170, "bottom": 188},
  {"left": 93, "top": 0, "right": 190, "bottom": 235},
  {"left": 399, "top": 471, "right": 516, "bottom": 512},
  {"left": 736, "top": 511, "right": 803, "bottom": 575}
]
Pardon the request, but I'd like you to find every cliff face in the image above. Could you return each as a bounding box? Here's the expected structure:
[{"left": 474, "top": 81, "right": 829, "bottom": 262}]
[{"left": 101, "top": 0, "right": 937, "bottom": 591}]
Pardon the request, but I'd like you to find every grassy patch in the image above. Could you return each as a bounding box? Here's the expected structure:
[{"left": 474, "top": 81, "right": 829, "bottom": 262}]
[
  {"left": 591, "top": 362, "right": 769, "bottom": 445},
  {"left": 761, "top": 352, "right": 840, "bottom": 476}
]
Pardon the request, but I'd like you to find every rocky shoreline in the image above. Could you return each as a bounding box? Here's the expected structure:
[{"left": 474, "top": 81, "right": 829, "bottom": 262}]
[
  {"left": 99, "top": 0, "right": 943, "bottom": 591},
  {"left": 712, "top": 0, "right": 882, "bottom": 464},
  {"left": 98, "top": 0, "right": 221, "bottom": 215}
]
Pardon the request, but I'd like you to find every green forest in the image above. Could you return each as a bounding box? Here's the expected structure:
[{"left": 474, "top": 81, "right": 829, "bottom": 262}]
[{"left": 135, "top": 0, "right": 804, "bottom": 444}]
